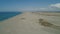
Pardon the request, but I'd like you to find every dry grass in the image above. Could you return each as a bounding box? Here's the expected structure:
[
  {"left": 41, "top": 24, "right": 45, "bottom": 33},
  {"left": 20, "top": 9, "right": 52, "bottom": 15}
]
[
  {"left": 39, "top": 19, "right": 53, "bottom": 27},
  {"left": 38, "top": 19, "right": 60, "bottom": 30}
]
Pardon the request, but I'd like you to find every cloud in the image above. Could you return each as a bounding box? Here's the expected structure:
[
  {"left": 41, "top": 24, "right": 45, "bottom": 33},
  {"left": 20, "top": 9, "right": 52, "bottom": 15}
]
[
  {"left": 20, "top": 3, "right": 60, "bottom": 11},
  {"left": 50, "top": 3, "right": 60, "bottom": 8},
  {"left": 48, "top": 3, "right": 60, "bottom": 11}
]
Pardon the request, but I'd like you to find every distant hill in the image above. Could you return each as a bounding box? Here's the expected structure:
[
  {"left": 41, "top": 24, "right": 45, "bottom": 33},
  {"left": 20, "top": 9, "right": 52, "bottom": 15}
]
[{"left": 37, "top": 11, "right": 60, "bottom": 13}]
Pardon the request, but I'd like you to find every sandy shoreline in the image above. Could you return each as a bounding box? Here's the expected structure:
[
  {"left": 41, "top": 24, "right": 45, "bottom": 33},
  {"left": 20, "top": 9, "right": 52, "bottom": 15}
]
[{"left": 0, "top": 12, "right": 60, "bottom": 34}]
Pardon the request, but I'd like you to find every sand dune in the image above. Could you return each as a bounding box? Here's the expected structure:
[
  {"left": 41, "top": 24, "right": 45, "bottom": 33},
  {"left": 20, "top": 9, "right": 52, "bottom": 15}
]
[{"left": 0, "top": 12, "right": 60, "bottom": 34}]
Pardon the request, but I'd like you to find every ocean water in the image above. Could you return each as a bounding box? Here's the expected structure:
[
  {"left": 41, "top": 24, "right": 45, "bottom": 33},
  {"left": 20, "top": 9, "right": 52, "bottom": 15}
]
[{"left": 0, "top": 12, "right": 22, "bottom": 21}]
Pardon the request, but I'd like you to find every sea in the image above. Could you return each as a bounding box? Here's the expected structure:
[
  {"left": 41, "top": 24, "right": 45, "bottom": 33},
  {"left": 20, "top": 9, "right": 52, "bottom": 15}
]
[{"left": 0, "top": 11, "right": 22, "bottom": 21}]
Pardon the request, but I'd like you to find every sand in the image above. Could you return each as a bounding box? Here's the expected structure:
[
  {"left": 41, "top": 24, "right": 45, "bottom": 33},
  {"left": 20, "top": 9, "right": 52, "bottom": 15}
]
[{"left": 0, "top": 12, "right": 60, "bottom": 34}]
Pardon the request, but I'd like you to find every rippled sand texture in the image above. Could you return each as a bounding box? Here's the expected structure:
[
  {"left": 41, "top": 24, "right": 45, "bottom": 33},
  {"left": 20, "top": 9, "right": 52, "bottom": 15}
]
[{"left": 0, "top": 12, "right": 60, "bottom": 34}]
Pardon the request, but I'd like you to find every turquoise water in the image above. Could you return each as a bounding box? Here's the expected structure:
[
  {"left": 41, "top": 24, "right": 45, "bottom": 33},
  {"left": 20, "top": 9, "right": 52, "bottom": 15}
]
[{"left": 0, "top": 12, "right": 22, "bottom": 21}]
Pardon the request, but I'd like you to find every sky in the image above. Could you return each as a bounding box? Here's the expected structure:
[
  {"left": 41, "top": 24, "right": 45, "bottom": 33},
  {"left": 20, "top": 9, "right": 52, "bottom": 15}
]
[{"left": 0, "top": 0, "right": 60, "bottom": 11}]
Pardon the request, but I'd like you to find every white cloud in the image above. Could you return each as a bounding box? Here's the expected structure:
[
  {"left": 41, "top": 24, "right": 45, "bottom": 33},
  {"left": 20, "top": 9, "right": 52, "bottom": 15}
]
[
  {"left": 20, "top": 3, "right": 60, "bottom": 11},
  {"left": 50, "top": 3, "right": 60, "bottom": 8}
]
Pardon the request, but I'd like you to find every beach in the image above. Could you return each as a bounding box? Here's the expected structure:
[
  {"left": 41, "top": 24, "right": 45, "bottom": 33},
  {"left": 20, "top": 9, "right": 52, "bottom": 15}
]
[{"left": 0, "top": 12, "right": 60, "bottom": 34}]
